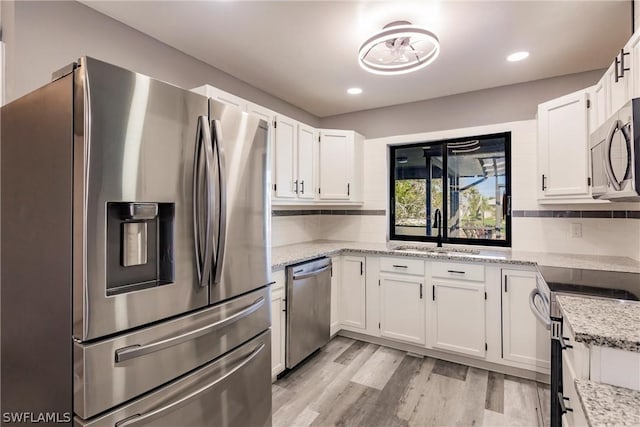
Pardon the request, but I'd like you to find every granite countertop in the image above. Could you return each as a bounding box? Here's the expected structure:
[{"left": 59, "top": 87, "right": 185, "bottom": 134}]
[
  {"left": 271, "top": 240, "right": 640, "bottom": 274},
  {"left": 556, "top": 295, "right": 640, "bottom": 353},
  {"left": 575, "top": 379, "right": 640, "bottom": 426}
]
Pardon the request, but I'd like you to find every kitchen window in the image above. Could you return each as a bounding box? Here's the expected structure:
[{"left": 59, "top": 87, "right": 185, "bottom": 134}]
[{"left": 389, "top": 132, "right": 511, "bottom": 247}]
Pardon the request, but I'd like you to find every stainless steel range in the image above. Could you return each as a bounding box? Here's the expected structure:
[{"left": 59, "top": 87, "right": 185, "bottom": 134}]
[
  {"left": 532, "top": 266, "right": 640, "bottom": 427},
  {"left": 1, "top": 57, "right": 272, "bottom": 426}
]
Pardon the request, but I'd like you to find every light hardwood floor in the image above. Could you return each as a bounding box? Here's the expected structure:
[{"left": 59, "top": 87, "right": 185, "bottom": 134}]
[{"left": 273, "top": 336, "right": 550, "bottom": 427}]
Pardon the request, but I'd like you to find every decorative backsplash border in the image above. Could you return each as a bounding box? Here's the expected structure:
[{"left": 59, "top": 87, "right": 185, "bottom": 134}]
[
  {"left": 512, "top": 210, "right": 640, "bottom": 219},
  {"left": 272, "top": 209, "right": 385, "bottom": 217},
  {"left": 273, "top": 209, "right": 640, "bottom": 219}
]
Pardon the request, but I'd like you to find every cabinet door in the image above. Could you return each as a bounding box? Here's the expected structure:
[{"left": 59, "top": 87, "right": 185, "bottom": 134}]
[
  {"left": 502, "top": 270, "right": 550, "bottom": 369},
  {"left": 537, "top": 89, "right": 590, "bottom": 198},
  {"left": 608, "top": 61, "right": 631, "bottom": 114},
  {"left": 247, "top": 103, "right": 276, "bottom": 198},
  {"left": 330, "top": 256, "right": 341, "bottom": 335},
  {"left": 340, "top": 256, "right": 366, "bottom": 329},
  {"left": 431, "top": 281, "right": 486, "bottom": 357},
  {"left": 273, "top": 116, "right": 297, "bottom": 199},
  {"left": 628, "top": 32, "right": 640, "bottom": 99},
  {"left": 319, "top": 130, "right": 353, "bottom": 200},
  {"left": 379, "top": 274, "right": 425, "bottom": 345},
  {"left": 297, "top": 124, "right": 315, "bottom": 200},
  {"left": 270, "top": 288, "right": 286, "bottom": 378},
  {"left": 592, "top": 76, "right": 609, "bottom": 131}
]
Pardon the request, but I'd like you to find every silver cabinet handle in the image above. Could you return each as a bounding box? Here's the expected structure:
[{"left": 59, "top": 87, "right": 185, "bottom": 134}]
[
  {"left": 212, "top": 120, "right": 227, "bottom": 285},
  {"left": 115, "top": 343, "right": 266, "bottom": 427},
  {"left": 392, "top": 264, "right": 408, "bottom": 268},
  {"left": 294, "top": 179, "right": 299, "bottom": 194},
  {"left": 447, "top": 270, "right": 465, "bottom": 274},
  {"left": 529, "top": 288, "right": 551, "bottom": 330},
  {"left": 557, "top": 392, "right": 573, "bottom": 416},
  {"left": 114, "top": 297, "right": 265, "bottom": 363},
  {"left": 192, "top": 116, "right": 214, "bottom": 288},
  {"left": 292, "top": 265, "right": 331, "bottom": 280},
  {"left": 300, "top": 180, "right": 305, "bottom": 194}
]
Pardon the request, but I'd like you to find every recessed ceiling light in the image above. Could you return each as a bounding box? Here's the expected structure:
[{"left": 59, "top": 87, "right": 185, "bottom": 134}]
[
  {"left": 507, "top": 51, "right": 529, "bottom": 62},
  {"left": 347, "top": 87, "right": 363, "bottom": 95}
]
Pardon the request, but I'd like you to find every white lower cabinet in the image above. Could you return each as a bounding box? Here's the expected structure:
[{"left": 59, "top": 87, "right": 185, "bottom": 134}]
[
  {"left": 379, "top": 274, "right": 426, "bottom": 345},
  {"left": 502, "top": 269, "right": 551, "bottom": 369},
  {"left": 330, "top": 256, "right": 341, "bottom": 336},
  {"left": 270, "top": 272, "right": 286, "bottom": 379},
  {"left": 430, "top": 281, "right": 486, "bottom": 358},
  {"left": 340, "top": 256, "right": 366, "bottom": 330}
]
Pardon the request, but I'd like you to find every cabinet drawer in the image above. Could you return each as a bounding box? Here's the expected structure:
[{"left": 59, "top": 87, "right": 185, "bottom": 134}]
[
  {"left": 432, "top": 261, "right": 484, "bottom": 282},
  {"left": 380, "top": 257, "right": 425, "bottom": 275}
]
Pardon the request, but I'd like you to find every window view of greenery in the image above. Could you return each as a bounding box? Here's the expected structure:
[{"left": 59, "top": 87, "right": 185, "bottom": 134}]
[{"left": 392, "top": 134, "right": 509, "bottom": 245}]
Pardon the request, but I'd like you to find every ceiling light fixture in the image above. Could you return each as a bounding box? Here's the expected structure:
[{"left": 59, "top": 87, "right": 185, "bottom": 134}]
[
  {"left": 359, "top": 21, "right": 440, "bottom": 75},
  {"left": 507, "top": 51, "right": 529, "bottom": 62},
  {"left": 347, "top": 87, "right": 363, "bottom": 95}
]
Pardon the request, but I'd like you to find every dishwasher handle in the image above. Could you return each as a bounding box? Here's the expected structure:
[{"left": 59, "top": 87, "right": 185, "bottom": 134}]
[{"left": 292, "top": 265, "right": 331, "bottom": 280}]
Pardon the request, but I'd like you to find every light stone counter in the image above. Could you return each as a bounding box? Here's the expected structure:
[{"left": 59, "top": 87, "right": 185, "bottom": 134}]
[
  {"left": 575, "top": 379, "right": 640, "bottom": 427},
  {"left": 556, "top": 295, "right": 640, "bottom": 353},
  {"left": 271, "top": 240, "right": 640, "bottom": 274}
]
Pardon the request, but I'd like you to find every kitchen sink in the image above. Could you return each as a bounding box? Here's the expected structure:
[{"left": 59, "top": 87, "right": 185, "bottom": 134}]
[{"left": 391, "top": 245, "right": 481, "bottom": 255}]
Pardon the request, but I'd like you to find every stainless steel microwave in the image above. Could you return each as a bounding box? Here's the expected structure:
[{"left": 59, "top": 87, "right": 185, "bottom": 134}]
[{"left": 589, "top": 98, "right": 640, "bottom": 201}]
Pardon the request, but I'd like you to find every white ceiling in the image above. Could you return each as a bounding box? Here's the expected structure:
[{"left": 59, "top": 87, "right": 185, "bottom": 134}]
[{"left": 83, "top": 1, "right": 630, "bottom": 118}]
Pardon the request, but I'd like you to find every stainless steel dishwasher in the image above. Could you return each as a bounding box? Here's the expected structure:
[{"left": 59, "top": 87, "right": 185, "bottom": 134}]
[{"left": 285, "top": 257, "right": 332, "bottom": 369}]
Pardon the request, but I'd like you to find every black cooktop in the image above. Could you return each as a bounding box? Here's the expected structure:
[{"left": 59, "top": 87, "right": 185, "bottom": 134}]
[{"left": 538, "top": 265, "right": 640, "bottom": 301}]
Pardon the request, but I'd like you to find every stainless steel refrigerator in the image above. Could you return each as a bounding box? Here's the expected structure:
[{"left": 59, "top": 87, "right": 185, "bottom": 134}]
[{"left": 1, "top": 57, "right": 272, "bottom": 426}]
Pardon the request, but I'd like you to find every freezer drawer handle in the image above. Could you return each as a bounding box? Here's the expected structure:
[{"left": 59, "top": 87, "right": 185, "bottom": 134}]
[
  {"left": 114, "top": 297, "right": 265, "bottom": 363},
  {"left": 114, "top": 343, "right": 266, "bottom": 427},
  {"left": 292, "top": 265, "right": 331, "bottom": 281}
]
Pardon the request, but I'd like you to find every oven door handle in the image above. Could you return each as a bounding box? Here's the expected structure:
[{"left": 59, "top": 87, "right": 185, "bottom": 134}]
[{"left": 529, "top": 288, "right": 551, "bottom": 330}]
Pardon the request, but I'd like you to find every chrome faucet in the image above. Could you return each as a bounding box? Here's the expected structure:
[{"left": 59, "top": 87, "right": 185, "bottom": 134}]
[{"left": 433, "top": 209, "right": 443, "bottom": 247}]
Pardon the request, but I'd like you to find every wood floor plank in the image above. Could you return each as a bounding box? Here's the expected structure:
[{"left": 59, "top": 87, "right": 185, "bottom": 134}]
[
  {"left": 309, "top": 343, "right": 379, "bottom": 416},
  {"left": 332, "top": 382, "right": 381, "bottom": 427},
  {"left": 396, "top": 357, "right": 436, "bottom": 421},
  {"left": 407, "top": 367, "right": 467, "bottom": 426},
  {"left": 431, "top": 359, "right": 469, "bottom": 381},
  {"left": 537, "top": 383, "right": 551, "bottom": 427},
  {"left": 309, "top": 382, "right": 377, "bottom": 427},
  {"left": 358, "top": 355, "right": 423, "bottom": 427},
  {"left": 351, "top": 346, "right": 405, "bottom": 390},
  {"left": 502, "top": 376, "right": 540, "bottom": 426},
  {"left": 450, "top": 367, "right": 489, "bottom": 426},
  {"left": 485, "top": 371, "right": 505, "bottom": 413},
  {"left": 333, "top": 340, "right": 367, "bottom": 365},
  {"left": 272, "top": 384, "right": 294, "bottom": 414},
  {"left": 289, "top": 407, "right": 320, "bottom": 427}
]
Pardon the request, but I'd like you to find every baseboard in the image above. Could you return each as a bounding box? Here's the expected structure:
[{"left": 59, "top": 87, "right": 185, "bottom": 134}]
[{"left": 338, "top": 330, "right": 551, "bottom": 385}]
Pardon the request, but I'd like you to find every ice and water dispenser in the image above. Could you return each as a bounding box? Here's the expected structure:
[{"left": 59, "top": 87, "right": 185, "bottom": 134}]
[{"left": 106, "top": 202, "right": 175, "bottom": 295}]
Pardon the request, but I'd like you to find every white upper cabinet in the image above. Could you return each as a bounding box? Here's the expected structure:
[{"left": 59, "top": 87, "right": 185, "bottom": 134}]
[
  {"left": 590, "top": 77, "right": 608, "bottom": 131},
  {"left": 318, "top": 130, "right": 363, "bottom": 202},
  {"left": 537, "top": 88, "right": 592, "bottom": 202},
  {"left": 272, "top": 116, "right": 317, "bottom": 201},
  {"left": 273, "top": 115, "right": 298, "bottom": 199},
  {"left": 297, "top": 124, "right": 316, "bottom": 200}
]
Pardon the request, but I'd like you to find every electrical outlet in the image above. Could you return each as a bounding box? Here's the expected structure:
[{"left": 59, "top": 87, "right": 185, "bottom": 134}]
[{"left": 570, "top": 223, "right": 582, "bottom": 238}]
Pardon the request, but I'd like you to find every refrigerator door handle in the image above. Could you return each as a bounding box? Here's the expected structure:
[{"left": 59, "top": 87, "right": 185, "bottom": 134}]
[
  {"left": 212, "top": 120, "right": 227, "bottom": 285},
  {"left": 114, "top": 297, "right": 265, "bottom": 363},
  {"left": 192, "top": 116, "right": 215, "bottom": 288},
  {"left": 114, "top": 343, "right": 266, "bottom": 427}
]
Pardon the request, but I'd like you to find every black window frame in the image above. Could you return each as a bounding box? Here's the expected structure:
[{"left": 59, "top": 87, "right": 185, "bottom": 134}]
[{"left": 389, "top": 131, "right": 512, "bottom": 247}]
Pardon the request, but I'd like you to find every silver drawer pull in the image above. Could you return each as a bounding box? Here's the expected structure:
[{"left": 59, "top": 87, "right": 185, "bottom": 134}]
[
  {"left": 115, "top": 343, "right": 266, "bottom": 427},
  {"left": 114, "top": 297, "right": 265, "bottom": 363},
  {"left": 447, "top": 270, "right": 466, "bottom": 274},
  {"left": 392, "top": 265, "right": 408, "bottom": 268}
]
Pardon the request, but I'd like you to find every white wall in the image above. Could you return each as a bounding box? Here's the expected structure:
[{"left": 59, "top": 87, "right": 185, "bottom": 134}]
[{"left": 0, "top": 0, "right": 319, "bottom": 125}]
